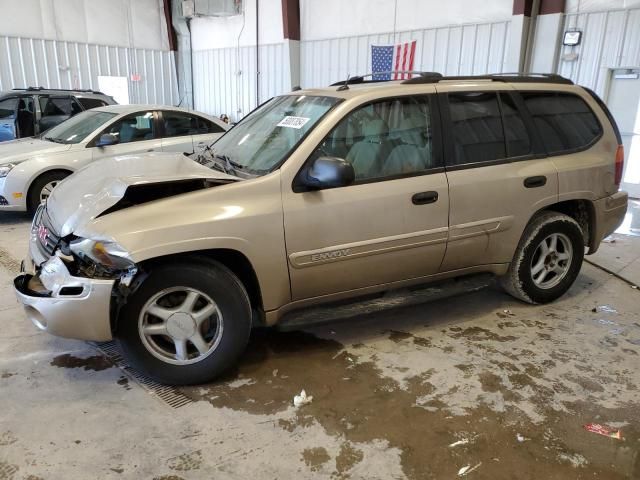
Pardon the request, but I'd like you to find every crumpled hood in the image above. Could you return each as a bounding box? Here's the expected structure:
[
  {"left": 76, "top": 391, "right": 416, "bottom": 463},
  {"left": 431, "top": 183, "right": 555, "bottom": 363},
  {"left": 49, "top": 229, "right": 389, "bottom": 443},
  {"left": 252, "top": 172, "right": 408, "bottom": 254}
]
[
  {"left": 47, "top": 152, "right": 238, "bottom": 237},
  {"left": 0, "top": 137, "right": 70, "bottom": 163}
]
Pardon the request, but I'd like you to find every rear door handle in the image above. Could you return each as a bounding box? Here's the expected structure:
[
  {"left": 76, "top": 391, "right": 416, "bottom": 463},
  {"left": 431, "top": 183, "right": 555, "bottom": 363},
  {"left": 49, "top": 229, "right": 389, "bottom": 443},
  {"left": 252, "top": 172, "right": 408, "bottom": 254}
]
[
  {"left": 524, "top": 176, "right": 547, "bottom": 188},
  {"left": 412, "top": 191, "right": 438, "bottom": 205}
]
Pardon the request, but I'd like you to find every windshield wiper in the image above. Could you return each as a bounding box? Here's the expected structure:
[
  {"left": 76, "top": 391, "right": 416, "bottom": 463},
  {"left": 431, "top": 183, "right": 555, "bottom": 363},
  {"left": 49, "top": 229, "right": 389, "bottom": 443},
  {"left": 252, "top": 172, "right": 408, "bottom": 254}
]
[{"left": 213, "top": 154, "right": 238, "bottom": 176}]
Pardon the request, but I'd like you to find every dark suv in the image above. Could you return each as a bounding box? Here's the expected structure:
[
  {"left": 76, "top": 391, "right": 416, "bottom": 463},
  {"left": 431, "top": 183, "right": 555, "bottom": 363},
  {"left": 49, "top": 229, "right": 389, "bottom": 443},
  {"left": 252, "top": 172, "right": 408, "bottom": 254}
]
[{"left": 0, "top": 87, "right": 116, "bottom": 142}]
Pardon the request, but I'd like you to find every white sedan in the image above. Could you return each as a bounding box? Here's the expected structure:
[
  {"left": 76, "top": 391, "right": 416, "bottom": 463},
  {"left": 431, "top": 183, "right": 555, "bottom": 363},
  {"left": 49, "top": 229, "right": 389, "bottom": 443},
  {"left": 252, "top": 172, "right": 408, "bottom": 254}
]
[{"left": 0, "top": 105, "right": 229, "bottom": 213}]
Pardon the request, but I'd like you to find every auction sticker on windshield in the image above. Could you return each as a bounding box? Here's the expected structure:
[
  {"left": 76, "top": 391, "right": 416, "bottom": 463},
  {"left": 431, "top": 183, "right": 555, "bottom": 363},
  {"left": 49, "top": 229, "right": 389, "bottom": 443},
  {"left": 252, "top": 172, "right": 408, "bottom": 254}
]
[{"left": 277, "top": 116, "right": 310, "bottom": 129}]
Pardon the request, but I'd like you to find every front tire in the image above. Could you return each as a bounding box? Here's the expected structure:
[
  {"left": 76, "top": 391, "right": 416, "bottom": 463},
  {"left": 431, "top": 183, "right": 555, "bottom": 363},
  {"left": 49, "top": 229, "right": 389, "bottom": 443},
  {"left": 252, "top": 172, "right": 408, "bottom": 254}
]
[
  {"left": 116, "top": 260, "right": 252, "bottom": 385},
  {"left": 27, "top": 171, "right": 70, "bottom": 214},
  {"left": 500, "top": 212, "right": 584, "bottom": 304}
]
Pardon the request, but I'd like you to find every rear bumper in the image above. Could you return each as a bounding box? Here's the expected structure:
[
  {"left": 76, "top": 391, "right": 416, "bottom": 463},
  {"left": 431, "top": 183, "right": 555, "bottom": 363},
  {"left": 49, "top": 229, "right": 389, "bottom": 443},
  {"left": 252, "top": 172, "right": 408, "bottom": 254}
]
[
  {"left": 14, "top": 254, "right": 114, "bottom": 342},
  {"left": 588, "top": 190, "right": 628, "bottom": 254}
]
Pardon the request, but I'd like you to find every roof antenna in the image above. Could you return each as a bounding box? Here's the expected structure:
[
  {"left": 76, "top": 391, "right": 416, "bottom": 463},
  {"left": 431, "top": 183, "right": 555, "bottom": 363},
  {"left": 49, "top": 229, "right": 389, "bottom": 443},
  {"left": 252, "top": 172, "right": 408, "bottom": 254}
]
[{"left": 336, "top": 73, "right": 350, "bottom": 91}]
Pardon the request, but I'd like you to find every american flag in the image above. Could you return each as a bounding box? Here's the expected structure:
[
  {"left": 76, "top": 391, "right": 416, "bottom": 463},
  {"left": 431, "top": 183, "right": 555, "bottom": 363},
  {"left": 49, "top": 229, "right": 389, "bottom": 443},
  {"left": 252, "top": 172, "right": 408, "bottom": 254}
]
[{"left": 371, "top": 40, "right": 417, "bottom": 80}]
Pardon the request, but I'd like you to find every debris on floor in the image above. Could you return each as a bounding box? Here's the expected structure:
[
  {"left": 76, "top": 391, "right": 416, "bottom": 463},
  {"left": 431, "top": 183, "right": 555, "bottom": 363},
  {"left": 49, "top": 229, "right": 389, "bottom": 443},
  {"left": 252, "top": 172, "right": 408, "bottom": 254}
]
[
  {"left": 593, "top": 305, "right": 618, "bottom": 314},
  {"left": 583, "top": 423, "right": 622, "bottom": 440},
  {"left": 449, "top": 438, "right": 470, "bottom": 448},
  {"left": 293, "top": 389, "right": 313, "bottom": 407},
  {"left": 597, "top": 318, "right": 617, "bottom": 326},
  {"left": 516, "top": 433, "right": 528, "bottom": 442},
  {"left": 458, "top": 462, "right": 482, "bottom": 476}
]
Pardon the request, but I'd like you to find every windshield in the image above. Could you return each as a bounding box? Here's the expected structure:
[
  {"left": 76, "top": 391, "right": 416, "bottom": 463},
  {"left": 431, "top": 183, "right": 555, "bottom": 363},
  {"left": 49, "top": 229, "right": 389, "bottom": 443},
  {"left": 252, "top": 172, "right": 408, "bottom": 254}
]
[
  {"left": 210, "top": 95, "right": 341, "bottom": 174},
  {"left": 43, "top": 110, "right": 117, "bottom": 144}
]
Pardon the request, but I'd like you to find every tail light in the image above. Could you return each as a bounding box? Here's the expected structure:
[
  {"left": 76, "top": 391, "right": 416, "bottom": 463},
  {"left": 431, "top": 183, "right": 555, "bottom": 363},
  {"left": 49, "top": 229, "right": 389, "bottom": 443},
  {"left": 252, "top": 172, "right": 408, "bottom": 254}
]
[{"left": 615, "top": 144, "right": 624, "bottom": 187}]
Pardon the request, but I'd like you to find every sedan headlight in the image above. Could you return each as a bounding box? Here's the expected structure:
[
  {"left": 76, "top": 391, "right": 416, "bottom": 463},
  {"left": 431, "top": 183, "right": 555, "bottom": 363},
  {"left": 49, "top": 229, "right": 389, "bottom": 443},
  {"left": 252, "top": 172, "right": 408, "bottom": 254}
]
[
  {"left": 0, "top": 163, "right": 16, "bottom": 178},
  {"left": 69, "top": 238, "right": 135, "bottom": 270}
]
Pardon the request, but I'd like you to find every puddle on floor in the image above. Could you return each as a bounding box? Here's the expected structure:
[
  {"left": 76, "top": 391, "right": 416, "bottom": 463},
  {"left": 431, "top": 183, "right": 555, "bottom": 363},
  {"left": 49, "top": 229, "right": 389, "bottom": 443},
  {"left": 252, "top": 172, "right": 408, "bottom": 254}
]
[
  {"left": 50, "top": 353, "right": 114, "bottom": 371},
  {"left": 179, "top": 326, "right": 639, "bottom": 479}
]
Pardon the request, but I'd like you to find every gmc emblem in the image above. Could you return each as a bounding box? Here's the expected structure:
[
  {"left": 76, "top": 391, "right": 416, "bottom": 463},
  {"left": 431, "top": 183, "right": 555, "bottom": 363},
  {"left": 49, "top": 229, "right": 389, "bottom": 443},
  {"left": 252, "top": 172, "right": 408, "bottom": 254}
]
[{"left": 37, "top": 224, "right": 48, "bottom": 243}]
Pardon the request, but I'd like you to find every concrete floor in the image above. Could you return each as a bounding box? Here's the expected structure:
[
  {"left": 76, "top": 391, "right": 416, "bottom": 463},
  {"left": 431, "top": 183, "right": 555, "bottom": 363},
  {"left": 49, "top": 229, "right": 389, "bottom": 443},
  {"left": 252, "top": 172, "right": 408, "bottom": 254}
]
[{"left": 1, "top": 212, "right": 639, "bottom": 480}]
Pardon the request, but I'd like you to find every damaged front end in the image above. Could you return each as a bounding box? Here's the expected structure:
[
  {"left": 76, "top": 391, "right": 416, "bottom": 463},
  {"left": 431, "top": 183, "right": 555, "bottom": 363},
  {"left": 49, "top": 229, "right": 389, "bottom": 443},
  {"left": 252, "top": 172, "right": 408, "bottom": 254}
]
[
  {"left": 14, "top": 153, "right": 240, "bottom": 341},
  {"left": 14, "top": 205, "right": 142, "bottom": 342}
]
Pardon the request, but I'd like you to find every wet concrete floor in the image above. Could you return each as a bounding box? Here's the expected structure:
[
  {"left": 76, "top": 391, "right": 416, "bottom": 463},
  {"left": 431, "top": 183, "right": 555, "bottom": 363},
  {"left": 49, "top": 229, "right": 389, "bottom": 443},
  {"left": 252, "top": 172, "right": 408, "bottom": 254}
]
[{"left": 1, "top": 215, "right": 639, "bottom": 479}]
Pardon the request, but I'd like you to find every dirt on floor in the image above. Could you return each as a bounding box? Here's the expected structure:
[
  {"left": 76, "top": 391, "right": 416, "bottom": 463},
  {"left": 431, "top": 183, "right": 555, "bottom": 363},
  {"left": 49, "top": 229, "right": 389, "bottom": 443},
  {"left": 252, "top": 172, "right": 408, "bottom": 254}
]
[{"left": 179, "top": 279, "right": 640, "bottom": 479}]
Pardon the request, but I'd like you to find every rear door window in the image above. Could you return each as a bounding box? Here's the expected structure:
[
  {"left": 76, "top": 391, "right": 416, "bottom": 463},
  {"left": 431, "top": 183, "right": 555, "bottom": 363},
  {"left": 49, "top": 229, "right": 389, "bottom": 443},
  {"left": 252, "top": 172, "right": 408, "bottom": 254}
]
[
  {"left": 39, "top": 96, "right": 82, "bottom": 117},
  {"left": 38, "top": 96, "right": 83, "bottom": 131},
  {"left": 500, "top": 93, "right": 532, "bottom": 158},
  {"left": 447, "top": 92, "right": 506, "bottom": 165},
  {"left": 520, "top": 92, "right": 602, "bottom": 154}
]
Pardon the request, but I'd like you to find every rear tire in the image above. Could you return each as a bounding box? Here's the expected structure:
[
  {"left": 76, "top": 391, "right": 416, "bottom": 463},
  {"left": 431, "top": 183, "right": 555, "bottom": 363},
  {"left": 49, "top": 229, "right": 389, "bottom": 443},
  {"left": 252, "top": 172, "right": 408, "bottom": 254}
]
[
  {"left": 500, "top": 212, "right": 584, "bottom": 304},
  {"left": 116, "top": 260, "right": 252, "bottom": 385},
  {"left": 27, "top": 171, "right": 70, "bottom": 214}
]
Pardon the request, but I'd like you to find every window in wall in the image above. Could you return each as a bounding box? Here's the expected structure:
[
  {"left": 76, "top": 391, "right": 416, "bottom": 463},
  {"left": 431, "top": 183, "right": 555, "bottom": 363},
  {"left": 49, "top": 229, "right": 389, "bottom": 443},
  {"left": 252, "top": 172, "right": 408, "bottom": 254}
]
[
  {"left": 521, "top": 92, "right": 602, "bottom": 154},
  {"left": 448, "top": 92, "right": 506, "bottom": 166},
  {"left": 315, "top": 96, "right": 434, "bottom": 181}
]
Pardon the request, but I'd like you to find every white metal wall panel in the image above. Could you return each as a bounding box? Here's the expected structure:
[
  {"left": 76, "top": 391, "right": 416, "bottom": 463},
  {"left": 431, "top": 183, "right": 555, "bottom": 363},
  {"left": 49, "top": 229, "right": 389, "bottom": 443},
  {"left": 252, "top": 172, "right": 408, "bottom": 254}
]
[
  {"left": 557, "top": 8, "right": 640, "bottom": 96},
  {"left": 300, "top": 20, "right": 511, "bottom": 88},
  {"left": 0, "top": 35, "right": 178, "bottom": 106},
  {"left": 193, "top": 42, "right": 287, "bottom": 120}
]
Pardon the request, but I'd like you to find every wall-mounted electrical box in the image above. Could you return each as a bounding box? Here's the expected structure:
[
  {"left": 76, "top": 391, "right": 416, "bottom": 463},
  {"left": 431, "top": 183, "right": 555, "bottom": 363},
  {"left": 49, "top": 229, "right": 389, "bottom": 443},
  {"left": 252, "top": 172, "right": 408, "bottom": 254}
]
[{"left": 182, "top": 0, "right": 242, "bottom": 17}]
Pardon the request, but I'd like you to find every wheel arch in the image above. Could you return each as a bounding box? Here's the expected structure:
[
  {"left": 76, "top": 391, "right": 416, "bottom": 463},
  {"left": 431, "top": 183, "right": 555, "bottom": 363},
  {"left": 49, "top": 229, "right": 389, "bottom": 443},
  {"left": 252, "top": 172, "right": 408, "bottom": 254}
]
[
  {"left": 536, "top": 198, "right": 596, "bottom": 251},
  {"left": 137, "top": 249, "right": 264, "bottom": 319},
  {"left": 26, "top": 167, "right": 74, "bottom": 201}
]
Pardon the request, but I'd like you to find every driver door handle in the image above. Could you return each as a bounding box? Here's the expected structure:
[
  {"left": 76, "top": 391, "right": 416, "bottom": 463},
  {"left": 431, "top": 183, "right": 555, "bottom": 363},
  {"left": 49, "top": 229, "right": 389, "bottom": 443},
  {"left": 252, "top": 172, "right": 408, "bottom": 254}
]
[{"left": 412, "top": 191, "right": 438, "bottom": 205}]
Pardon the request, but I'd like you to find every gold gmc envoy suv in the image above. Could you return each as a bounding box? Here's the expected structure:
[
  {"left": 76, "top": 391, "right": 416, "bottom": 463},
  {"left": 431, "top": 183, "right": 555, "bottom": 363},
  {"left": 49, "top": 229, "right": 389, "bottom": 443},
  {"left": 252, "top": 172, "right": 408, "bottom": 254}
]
[{"left": 14, "top": 73, "right": 628, "bottom": 385}]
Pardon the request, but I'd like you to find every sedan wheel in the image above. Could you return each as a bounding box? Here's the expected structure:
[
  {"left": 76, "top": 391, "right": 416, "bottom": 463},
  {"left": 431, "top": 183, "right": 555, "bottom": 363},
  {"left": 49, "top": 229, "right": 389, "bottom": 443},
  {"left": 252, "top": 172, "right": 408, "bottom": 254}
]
[{"left": 39, "top": 180, "right": 60, "bottom": 204}]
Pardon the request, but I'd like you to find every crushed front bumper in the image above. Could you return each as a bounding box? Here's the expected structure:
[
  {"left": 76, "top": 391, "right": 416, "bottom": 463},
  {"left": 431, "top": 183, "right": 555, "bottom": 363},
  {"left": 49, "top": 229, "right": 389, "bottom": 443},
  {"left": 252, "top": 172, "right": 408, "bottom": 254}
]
[{"left": 14, "top": 254, "right": 114, "bottom": 342}]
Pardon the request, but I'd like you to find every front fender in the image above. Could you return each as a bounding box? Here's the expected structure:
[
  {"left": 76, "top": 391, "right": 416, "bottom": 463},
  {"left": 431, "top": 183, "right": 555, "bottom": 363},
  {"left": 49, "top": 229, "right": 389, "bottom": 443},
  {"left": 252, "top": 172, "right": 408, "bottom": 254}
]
[{"left": 75, "top": 173, "right": 291, "bottom": 312}]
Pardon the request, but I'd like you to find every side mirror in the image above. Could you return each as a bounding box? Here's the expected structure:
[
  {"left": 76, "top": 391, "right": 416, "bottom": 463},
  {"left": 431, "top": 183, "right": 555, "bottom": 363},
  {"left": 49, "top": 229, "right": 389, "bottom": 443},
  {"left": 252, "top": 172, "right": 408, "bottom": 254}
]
[
  {"left": 96, "top": 133, "right": 118, "bottom": 147},
  {"left": 300, "top": 156, "right": 355, "bottom": 190}
]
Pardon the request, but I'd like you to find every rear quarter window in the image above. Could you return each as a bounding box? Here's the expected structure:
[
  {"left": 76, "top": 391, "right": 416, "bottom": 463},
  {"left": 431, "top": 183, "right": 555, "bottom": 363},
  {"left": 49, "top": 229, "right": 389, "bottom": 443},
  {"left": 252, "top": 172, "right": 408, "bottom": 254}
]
[
  {"left": 520, "top": 92, "right": 602, "bottom": 155},
  {"left": 77, "top": 97, "right": 108, "bottom": 110}
]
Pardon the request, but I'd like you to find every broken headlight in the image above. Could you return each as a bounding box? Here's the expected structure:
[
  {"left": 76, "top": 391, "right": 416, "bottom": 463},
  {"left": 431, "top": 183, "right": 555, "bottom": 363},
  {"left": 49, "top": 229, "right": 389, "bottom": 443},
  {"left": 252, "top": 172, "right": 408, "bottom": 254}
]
[{"left": 69, "top": 238, "right": 135, "bottom": 271}]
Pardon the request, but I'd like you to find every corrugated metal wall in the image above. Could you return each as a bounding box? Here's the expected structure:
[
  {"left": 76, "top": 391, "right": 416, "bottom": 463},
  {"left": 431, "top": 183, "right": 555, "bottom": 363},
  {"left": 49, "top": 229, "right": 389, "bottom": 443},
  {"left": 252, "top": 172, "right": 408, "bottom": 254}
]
[
  {"left": 0, "top": 35, "right": 179, "bottom": 105},
  {"left": 300, "top": 20, "right": 512, "bottom": 88},
  {"left": 192, "top": 42, "right": 287, "bottom": 120},
  {"left": 558, "top": 8, "right": 640, "bottom": 96},
  {"left": 191, "top": 19, "right": 511, "bottom": 121}
]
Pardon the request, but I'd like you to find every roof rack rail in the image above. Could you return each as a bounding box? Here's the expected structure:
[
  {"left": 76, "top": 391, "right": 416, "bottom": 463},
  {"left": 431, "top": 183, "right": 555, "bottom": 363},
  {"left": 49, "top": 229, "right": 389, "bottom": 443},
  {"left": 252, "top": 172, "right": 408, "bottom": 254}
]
[
  {"left": 402, "top": 72, "right": 573, "bottom": 85},
  {"left": 11, "top": 86, "right": 107, "bottom": 94},
  {"left": 330, "top": 71, "right": 442, "bottom": 90}
]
